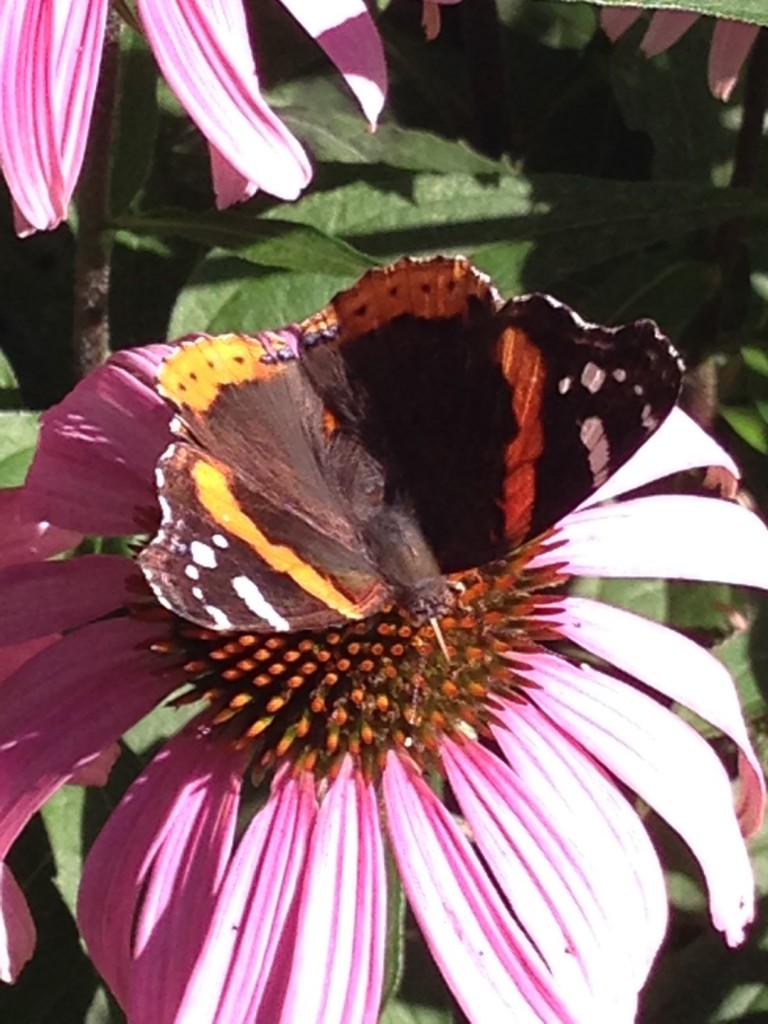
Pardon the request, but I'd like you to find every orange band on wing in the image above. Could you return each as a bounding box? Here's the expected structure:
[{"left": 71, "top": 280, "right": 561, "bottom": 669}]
[
  {"left": 497, "top": 325, "right": 547, "bottom": 545},
  {"left": 159, "top": 334, "right": 287, "bottom": 412},
  {"left": 191, "top": 459, "right": 364, "bottom": 620}
]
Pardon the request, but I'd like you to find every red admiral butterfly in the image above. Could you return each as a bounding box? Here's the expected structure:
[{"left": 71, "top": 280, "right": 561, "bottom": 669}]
[{"left": 139, "top": 256, "right": 683, "bottom": 633}]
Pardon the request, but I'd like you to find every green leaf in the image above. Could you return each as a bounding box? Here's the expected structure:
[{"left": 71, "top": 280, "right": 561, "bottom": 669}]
[
  {"left": 110, "top": 25, "right": 158, "bottom": 214},
  {"left": 743, "top": 346, "right": 768, "bottom": 377},
  {"left": 117, "top": 211, "right": 375, "bottom": 276},
  {"left": 558, "top": 0, "right": 768, "bottom": 28},
  {"left": 0, "top": 411, "right": 39, "bottom": 487},
  {"left": 380, "top": 1003, "right": 454, "bottom": 1024},
  {"left": 721, "top": 405, "right": 768, "bottom": 454}
]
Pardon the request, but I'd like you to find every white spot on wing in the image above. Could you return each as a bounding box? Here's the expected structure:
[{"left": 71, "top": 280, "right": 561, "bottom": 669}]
[
  {"left": 612, "top": 368, "right": 627, "bottom": 383},
  {"left": 204, "top": 605, "right": 234, "bottom": 630},
  {"left": 191, "top": 586, "right": 204, "bottom": 600},
  {"left": 580, "top": 361, "right": 606, "bottom": 394},
  {"left": 232, "top": 575, "right": 290, "bottom": 631},
  {"left": 580, "top": 416, "right": 610, "bottom": 487},
  {"left": 558, "top": 376, "right": 572, "bottom": 395},
  {"left": 212, "top": 533, "right": 229, "bottom": 549},
  {"left": 190, "top": 540, "right": 217, "bottom": 568},
  {"left": 185, "top": 564, "right": 200, "bottom": 580}
]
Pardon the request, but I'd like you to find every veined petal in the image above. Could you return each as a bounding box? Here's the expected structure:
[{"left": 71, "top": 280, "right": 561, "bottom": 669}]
[
  {"left": 0, "top": 488, "right": 80, "bottom": 569},
  {"left": 137, "top": 0, "right": 312, "bottom": 203},
  {"left": 171, "top": 768, "right": 317, "bottom": 1024},
  {"left": 641, "top": 11, "right": 699, "bottom": 58},
  {"left": 533, "top": 494, "right": 768, "bottom": 590},
  {"left": 383, "top": 752, "right": 585, "bottom": 1024},
  {"left": 0, "top": 556, "right": 141, "bottom": 644},
  {"left": 279, "top": 0, "right": 387, "bottom": 126},
  {"left": 579, "top": 408, "right": 739, "bottom": 509},
  {"left": 0, "top": 864, "right": 35, "bottom": 983},
  {"left": 23, "top": 345, "right": 173, "bottom": 535},
  {"left": 0, "top": 618, "right": 179, "bottom": 865},
  {"left": 548, "top": 596, "right": 765, "bottom": 836},
  {"left": 280, "top": 758, "right": 386, "bottom": 1024},
  {"left": 78, "top": 730, "right": 243, "bottom": 1021},
  {"left": 0, "top": 0, "right": 108, "bottom": 235},
  {"left": 708, "top": 20, "right": 760, "bottom": 101},
  {"left": 442, "top": 739, "right": 637, "bottom": 1021},
  {"left": 600, "top": 6, "right": 643, "bottom": 42},
  {"left": 516, "top": 653, "right": 756, "bottom": 947},
  {"left": 492, "top": 704, "right": 667, "bottom": 994}
]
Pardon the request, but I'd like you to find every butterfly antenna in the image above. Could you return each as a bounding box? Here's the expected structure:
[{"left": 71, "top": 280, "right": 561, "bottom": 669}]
[{"left": 430, "top": 616, "right": 452, "bottom": 665}]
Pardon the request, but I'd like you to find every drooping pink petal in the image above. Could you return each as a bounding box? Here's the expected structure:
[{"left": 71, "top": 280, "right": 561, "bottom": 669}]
[
  {"left": 442, "top": 738, "right": 640, "bottom": 1021},
  {"left": 533, "top": 494, "right": 768, "bottom": 590},
  {"left": 547, "top": 596, "right": 765, "bottom": 836},
  {"left": 0, "top": 488, "right": 80, "bottom": 569},
  {"left": 0, "top": 618, "right": 180, "bottom": 865},
  {"left": 171, "top": 768, "right": 317, "bottom": 1024},
  {"left": 383, "top": 752, "right": 586, "bottom": 1024},
  {"left": 491, "top": 705, "right": 667, "bottom": 995},
  {"left": 0, "top": 0, "right": 108, "bottom": 235},
  {"left": 0, "top": 635, "right": 58, "bottom": 685},
  {"left": 579, "top": 407, "right": 739, "bottom": 509},
  {"left": 600, "top": 6, "right": 643, "bottom": 42},
  {"left": 641, "top": 11, "right": 699, "bottom": 58},
  {"left": 0, "top": 864, "right": 35, "bottom": 983},
  {"left": 68, "top": 742, "right": 121, "bottom": 787},
  {"left": 137, "top": 0, "right": 312, "bottom": 205},
  {"left": 22, "top": 345, "right": 173, "bottom": 535},
  {"left": 79, "top": 728, "right": 244, "bottom": 1020},
  {"left": 516, "top": 652, "right": 756, "bottom": 947},
  {"left": 280, "top": 757, "right": 386, "bottom": 1024},
  {"left": 0, "top": 555, "right": 142, "bottom": 644},
  {"left": 708, "top": 20, "right": 760, "bottom": 101},
  {"left": 279, "top": 0, "right": 386, "bottom": 126}
]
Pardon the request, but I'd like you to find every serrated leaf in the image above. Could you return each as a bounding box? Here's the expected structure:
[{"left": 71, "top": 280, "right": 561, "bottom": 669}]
[{"left": 558, "top": 0, "right": 768, "bottom": 28}]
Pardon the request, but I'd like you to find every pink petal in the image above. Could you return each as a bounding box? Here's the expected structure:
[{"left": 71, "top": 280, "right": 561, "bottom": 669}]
[
  {"left": 533, "top": 494, "right": 768, "bottom": 590},
  {"left": 579, "top": 408, "right": 739, "bottom": 509},
  {"left": 0, "top": 635, "right": 58, "bottom": 685},
  {"left": 516, "top": 652, "right": 756, "bottom": 946},
  {"left": 0, "top": 555, "right": 141, "bottom": 644},
  {"left": 0, "top": 864, "right": 35, "bottom": 983},
  {"left": 383, "top": 752, "right": 585, "bottom": 1024},
  {"left": 0, "top": 488, "right": 80, "bottom": 568},
  {"left": 0, "top": 0, "right": 108, "bottom": 235},
  {"left": 0, "top": 618, "right": 179, "bottom": 865},
  {"left": 279, "top": 0, "right": 387, "bottom": 126},
  {"left": 171, "top": 768, "right": 317, "bottom": 1023},
  {"left": 442, "top": 739, "right": 641, "bottom": 1020},
  {"left": 641, "top": 11, "right": 699, "bottom": 58},
  {"left": 549, "top": 596, "right": 765, "bottom": 836},
  {"left": 708, "top": 20, "right": 760, "bottom": 101},
  {"left": 137, "top": 0, "right": 312, "bottom": 204},
  {"left": 68, "top": 742, "right": 121, "bottom": 787},
  {"left": 492, "top": 705, "right": 667, "bottom": 993},
  {"left": 23, "top": 345, "right": 173, "bottom": 535},
  {"left": 280, "top": 758, "right": 386, "bottom": 1024},
  {"left": 78, "top": 728, "right": 243, "bottom": 1020},
  {"left": 601, "top": 6, "right": 643, "bottom": 42}
]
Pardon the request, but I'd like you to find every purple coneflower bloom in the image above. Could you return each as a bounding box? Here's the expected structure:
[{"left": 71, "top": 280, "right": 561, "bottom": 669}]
[
  {"left": 602, "top": 7, "right": 760, "bottom": 101},
  {"left": 1, "top": 340, "right": 766, "bottom": 1022},
  {"left": 0, "top": 0, "right": 386, "bottom": 235}
]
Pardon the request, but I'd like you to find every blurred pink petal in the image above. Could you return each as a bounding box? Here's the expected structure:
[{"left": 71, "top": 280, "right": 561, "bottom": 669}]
[
  {"left": 709, "top": 20, "right": 760, "bottom": 101},
  {"left": 548, "top": 596, "right": 765, "bottom": 836},
  {"left": 600, "top": 7, "right": 643, "bottom": 42},
  {"left": 69, "top": 742, "right": 121, "bottom": 788},
  {"left": 0, "top": 0, "right": 108, "bottom": 234},
  {"left": 0, "top": 864, "right": 35, "bottom": 983},
  {"left": 534, "top": 494, "right": 768, "bottom": 588},
  {"left": 641, "top": 11, "right": 699, "bottom": 57},
  {"left": 137, "top": 0, "right": 312, "bottom": 204},
  {"left": 80, "top": 729, "right": 243, "bottom": 1019},
  {"left": 23, "top": 345, "right": 173, "bottom": 535},
  {"left": 280, "top": 1, "right": 386, "bottom": 126},
  {"left": 0, "top": 488, "right": 80, "bottom": 569}
]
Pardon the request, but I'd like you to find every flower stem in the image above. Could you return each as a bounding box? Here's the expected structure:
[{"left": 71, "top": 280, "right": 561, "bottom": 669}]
[{"left": 71, "top": 8, "right": 122, "bottom": 377}]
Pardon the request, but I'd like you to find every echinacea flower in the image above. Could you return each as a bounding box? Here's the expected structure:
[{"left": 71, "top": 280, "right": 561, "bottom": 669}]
[
  {"left": 2, "top": 339, "right": 766, "bottom": 1023},
  {"left": 0, "top": 0, "right": 386, "bottom": 235},
  {"left": 601, "top": 7, "right": 760, "bottom": 101}
]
